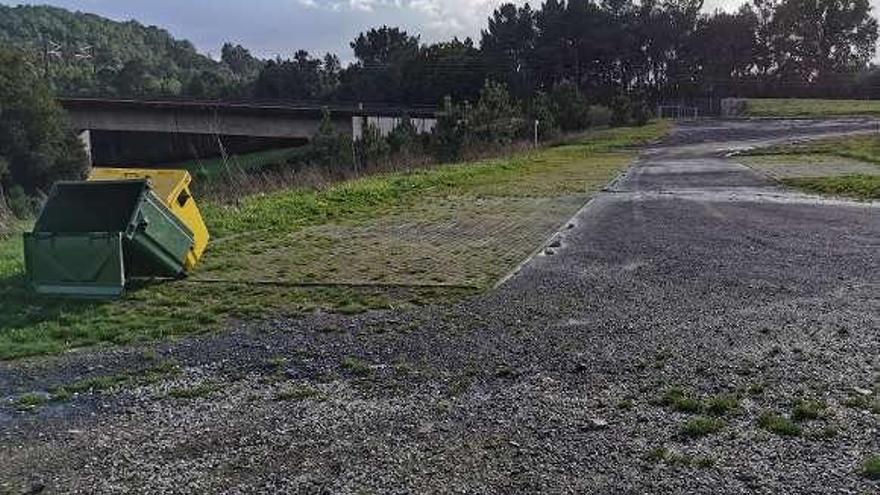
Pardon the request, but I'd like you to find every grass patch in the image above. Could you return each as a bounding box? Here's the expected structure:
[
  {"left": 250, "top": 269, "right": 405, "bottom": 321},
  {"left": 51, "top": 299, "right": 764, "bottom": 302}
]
[
  {"left": 781, "top": 175, "right": 880, "bottom": 200},
  {"left": 863, "top": 454, "right": 880, "bottom": 480},
  {"left": 274, "top": 384, "right": 322, "bottom": 401},
  {"left": 15, "top": 393, "right": 48, "bottom": 411},
  {"left": 705, "top": 395, "right": 739, "bottom": 416},
  {"left": 681, "top": 416, "right": 724, "bottom": 438},
  {"left": 659, "top": 387, "right": 702, "bottom": 413},
  {"left": 341, "top": 356, "right": 372, "bottom": 377},
  {"left": 791, "top": 399, "right": 827, "bottom": 421},
  {"left": 0, "top": 123, "right": 670, "bottom": 360},
  {"left": 744, "top": 98, "right": 880, "bottom": 118},
  {"left": 758, "top": 412, "right": 802, "bottom": 437},
  {"left": 51, "top": 359, "right": 180, "bottom": 398},
  {"left": 646, "top": 447, "right": 715, "bottom": 468},
  {"left": 843, "top": 395, "right": 880, "bottom": 414}
]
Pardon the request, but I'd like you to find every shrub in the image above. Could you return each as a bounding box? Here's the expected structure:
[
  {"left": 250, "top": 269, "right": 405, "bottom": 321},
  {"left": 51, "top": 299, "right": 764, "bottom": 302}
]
[
  {"left": 611, "top": 94, "right": 632, "bottom": 126},
  {"left": 431, "top": 96, "right": 467, "bottom": 162},
  {"left": 529, "top": 91, "right": 559, "bottom": 140},
  {"left": 551, "top": 81, "right": 591, "bottom": 131},
  {"left": 681, "top": 416, "right": 724, "bottom": 438},
  {"left": 863, "top": 454, "right": 880, "bottom": 479},
  {"left": 587, "top": 105, "right": 612, "bottom": 128},
  {"left": 758, "top": 412, "right": 802, "bottom": 436},
  {"left": 470, "top": 80, "right": 524, "bottom": 145}
]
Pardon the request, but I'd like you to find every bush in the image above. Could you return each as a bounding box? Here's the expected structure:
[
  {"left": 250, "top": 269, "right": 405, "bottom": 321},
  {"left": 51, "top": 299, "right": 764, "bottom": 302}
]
[
  {"left": 529, "top": 91, "right": 559, "bottom": 140},
  {"left": 551, "top": 82, "right": 591, "bottom": 131},
  {"left": 431, "top": 96, "right": 467, "bottom": 162},
  {"left": 355, "top": 121, "right": 390, "bottom": 168},
  {"left": 6, "top": 185, "right": 35, "bottom": 218},
  {"left": 631, "top": 97, "right": 652, "bottom": 126},
  {"left": 611, "top": 95, "right": 632, "bottom": 126},
  {"left": 387, "top": 116, "right": 423, "bottom": 156},
  {"left": 470, "top": 80, "right": 524, "bottom": 145},
  {"left": 587, "top": 105, "right": 612, "bottom": 128}
]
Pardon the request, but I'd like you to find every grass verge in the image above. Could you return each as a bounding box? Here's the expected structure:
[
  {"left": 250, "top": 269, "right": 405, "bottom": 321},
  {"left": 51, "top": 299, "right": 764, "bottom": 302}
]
[
  {"left": 0, "top": 122, "right": 669, "bottom": 360},
  {"left": 781, "top": 175, "right": 880, "bottom": 200},
  {"left": 744, "top": 98, "right": 880, "bottom": 118}
]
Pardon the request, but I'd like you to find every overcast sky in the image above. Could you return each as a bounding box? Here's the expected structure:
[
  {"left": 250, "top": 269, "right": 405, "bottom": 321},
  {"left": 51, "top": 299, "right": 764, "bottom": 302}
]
[{"left": 2, "top": 0, "right": 878, "bottom": 61}]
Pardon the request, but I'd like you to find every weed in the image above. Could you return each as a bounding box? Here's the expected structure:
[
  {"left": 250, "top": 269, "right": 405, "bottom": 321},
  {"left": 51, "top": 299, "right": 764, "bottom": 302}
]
[
  {"left": 617, "top": 399, "right": 634, "bottom": 410},
  {"left": 843, "top": 395, "right": 880, "bottom": 414},
  {"left": 646, "top": 446, "right": 715, "bottom": 469},
  {"left": 274, "top": 385, "right": 322, "bottom": 401},
  {"left": 758, "top": 412, "right": 802, "bottom": 437},
  {"left": 16, "top": 393, "right": 48, "bottom": 411},
  {"left": 863, "top": 454, "right": 880, "bottom": 480},
  {"left": 660, "top": 387, "right": 702, "bottom": 413},
  {"left": 342, "top": 357, "right": 372, "bottom": 377},
  {"left": 681, "top": 416, "right": 724, "bottom": 438},
  {"left": 791, "top": 399, "right": 826, "bottom": 421},
  {"left": 705, "top": 395, "right": 739, "bottom": 416}
]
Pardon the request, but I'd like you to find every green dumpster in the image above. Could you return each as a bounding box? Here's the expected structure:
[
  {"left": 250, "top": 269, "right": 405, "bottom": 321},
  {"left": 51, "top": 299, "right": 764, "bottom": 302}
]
[{"left": 24, "top": 180, "right": 195, "bottom": 298}]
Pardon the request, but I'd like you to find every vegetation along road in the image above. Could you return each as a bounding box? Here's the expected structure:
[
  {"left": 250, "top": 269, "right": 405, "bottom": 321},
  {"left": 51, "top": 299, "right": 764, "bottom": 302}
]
[{"left": 1, "top": 119, "right": 878, "bottom": 493}]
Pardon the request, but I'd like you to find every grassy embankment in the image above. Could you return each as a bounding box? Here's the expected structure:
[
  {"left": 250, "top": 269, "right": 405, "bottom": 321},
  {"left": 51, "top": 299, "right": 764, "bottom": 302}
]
[
  {"left": 742, "top": 133, "right": 880, "bottom": 200},
  {"left": 0, "top": 122, "right": 670, "bottom": 360},
  {"left": 744, "top": 98, "right": 880, "bottom": 118}
]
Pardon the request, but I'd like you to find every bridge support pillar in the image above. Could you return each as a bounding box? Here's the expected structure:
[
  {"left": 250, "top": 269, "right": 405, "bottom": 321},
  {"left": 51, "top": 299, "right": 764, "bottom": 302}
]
[{"left": 78, "top": 130, "right": 92, "bottom": 165}]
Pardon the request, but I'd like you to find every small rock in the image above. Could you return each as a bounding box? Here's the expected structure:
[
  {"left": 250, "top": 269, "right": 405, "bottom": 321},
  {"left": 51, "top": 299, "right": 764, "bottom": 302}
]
[
  {"left": 853, "top": 387, "right": 872, "bottom": 396},
  {"left": 583, "top": 418, "right": 609, "bottom": 431}
]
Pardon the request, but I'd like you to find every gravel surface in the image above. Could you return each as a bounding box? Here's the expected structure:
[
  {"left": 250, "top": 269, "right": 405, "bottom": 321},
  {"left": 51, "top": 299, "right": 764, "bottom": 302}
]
[{"left": 1, "top": 119, "right": 878, "bottom": 494}]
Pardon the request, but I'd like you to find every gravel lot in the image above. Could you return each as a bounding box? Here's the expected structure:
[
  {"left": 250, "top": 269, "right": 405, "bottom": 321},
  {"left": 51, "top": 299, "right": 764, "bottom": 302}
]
[{"left": 1, "top": 119, "right": 878, "bottom": 494}]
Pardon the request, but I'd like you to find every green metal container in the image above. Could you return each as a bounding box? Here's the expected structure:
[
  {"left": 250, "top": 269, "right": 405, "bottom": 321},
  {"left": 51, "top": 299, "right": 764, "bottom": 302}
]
[{"left": 24, "top": 180, "right": 195, "bottom": 298}]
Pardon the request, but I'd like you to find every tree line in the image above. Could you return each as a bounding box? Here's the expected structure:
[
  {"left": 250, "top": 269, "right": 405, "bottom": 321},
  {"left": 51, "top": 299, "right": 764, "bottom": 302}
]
[{"left": 1, "top": 1, "right": 878, "bottom": 104}]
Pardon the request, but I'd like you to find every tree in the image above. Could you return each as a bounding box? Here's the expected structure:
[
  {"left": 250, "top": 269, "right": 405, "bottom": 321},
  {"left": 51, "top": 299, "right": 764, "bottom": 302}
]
[
  {"left": 470, "top": 80, "right": 523, "bottom": 144},
  {"left": 768, "top": 0, "right": 878, "bottom": 83},
  {"left": 481, "top": 3, "right": 536, "bottom": 96},
  {"left": 0, "top": 48, "right": 88, "bottom": 201},
  {"left": 221, "top": 43, "right": 262, "bottom": 78}
]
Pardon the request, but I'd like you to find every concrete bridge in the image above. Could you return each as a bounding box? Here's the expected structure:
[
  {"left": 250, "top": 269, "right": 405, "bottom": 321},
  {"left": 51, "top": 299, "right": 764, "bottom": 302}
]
[{"left": 59, "top": 97, "right": 438, "bottom": 164}]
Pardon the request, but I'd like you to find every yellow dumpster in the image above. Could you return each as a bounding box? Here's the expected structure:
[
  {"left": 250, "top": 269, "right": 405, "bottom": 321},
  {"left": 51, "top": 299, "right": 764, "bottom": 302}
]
[{"left": 88, "top": 168, "right": 209, "bottom": 270}]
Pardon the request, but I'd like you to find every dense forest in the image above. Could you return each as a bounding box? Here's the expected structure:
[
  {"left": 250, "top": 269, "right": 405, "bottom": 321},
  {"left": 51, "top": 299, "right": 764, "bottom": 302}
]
[
  {"left": 0, "top": 1, "right": 878, "bottom": 104},
  {"left": 0, "top": 5, "right": 254, "bottom": 97}
]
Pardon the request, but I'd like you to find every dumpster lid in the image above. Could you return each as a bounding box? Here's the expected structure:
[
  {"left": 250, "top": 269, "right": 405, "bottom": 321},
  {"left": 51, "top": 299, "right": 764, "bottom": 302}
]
[
  {"left": 89, "top": 168, "right": 192, "bottom": 207},
  {"left": 34, "top": 180, "right": 151, "bottom": 234}
]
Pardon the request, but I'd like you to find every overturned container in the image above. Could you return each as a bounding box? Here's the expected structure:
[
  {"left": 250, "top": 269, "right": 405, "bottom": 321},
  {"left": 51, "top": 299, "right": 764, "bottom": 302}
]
[
  {"left": 88, "top": 168, "right": 209, "bottom": 270},
  {"left": 24, "top": 180, "right": 195, "bottom": 298}
]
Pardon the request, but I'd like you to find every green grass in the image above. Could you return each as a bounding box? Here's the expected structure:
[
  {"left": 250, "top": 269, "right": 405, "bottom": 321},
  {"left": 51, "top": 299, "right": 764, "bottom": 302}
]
[
  {"left": 0, "top": 122, "right": 670, "bottom": 360},
  {"left": 341, "top": 356, "right": 372, "bottom": 377},
  {"left": 681, "top": 416, "right": 725, "bottom": 438},
  {"left": 863, "top": 454, "right": 880, "bottom": 479},
  {"left": 743, "top": 133, "right": 880, "bottom": 200},
  {"left": 758, "top": 412, "right": 802, "bottom": 437},
  {"left": 274, "top": 384, "right": 323, "bottom": 401},
  {"left": 781, "top": 175, "right": 880, "bottom": 200},
  {"left": 660, "top": 387, "right": 703, "bottom": 413},
  {"left": 15, "top": 392, "right": 48, "bottom": 411},
  {"left": 745, "top": 98, "right": 880, "bottom": 118},
  {"left": 791, "top": 399, "right": 827, "bottom": 421},
  {"left": 646, "top": 446, "right": 716, "bottom": 468}
]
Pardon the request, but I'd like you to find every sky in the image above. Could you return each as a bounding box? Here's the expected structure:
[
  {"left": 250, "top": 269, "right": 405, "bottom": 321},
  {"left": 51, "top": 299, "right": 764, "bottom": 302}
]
[{"left": 1, "top": 0, "right": 877, "bottom": 61}]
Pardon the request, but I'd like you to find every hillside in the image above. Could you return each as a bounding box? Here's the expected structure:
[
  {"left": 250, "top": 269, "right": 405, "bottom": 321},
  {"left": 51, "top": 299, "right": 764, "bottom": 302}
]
[{"left": 0, "top": 5, "right": 254, "bottom": 97}]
